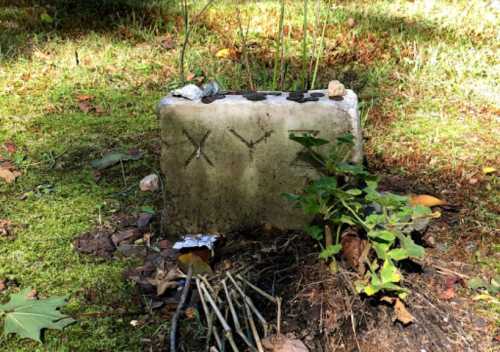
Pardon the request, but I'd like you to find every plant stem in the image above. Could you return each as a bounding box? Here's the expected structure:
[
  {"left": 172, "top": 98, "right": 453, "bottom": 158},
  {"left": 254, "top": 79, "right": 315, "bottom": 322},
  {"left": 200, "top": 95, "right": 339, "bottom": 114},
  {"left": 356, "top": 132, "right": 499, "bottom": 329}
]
[
  {"left": 272, "top": 0, "right": 285, "bottom": 90},
  {"left": 311, "top": 0, "right": 331, "bottom": 89},
  {"left": 302, "top": 0, "right": 308, "bottom": 90},
  {"left": 340, "top": 199, "right": 369, "bottom": 230}
]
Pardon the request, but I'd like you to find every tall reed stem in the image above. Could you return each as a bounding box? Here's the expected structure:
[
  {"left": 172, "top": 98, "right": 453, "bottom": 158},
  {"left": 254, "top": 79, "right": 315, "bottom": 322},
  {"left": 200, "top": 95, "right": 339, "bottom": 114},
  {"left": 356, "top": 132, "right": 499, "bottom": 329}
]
[
  {"left": 311, "top": 0, "right": 332, "bottom": 90},
  {"left": 272, "top": 0, "right": 285, "bottom": 90},
  {"left": 301, "top": 0, "right": 308, "bottom": 90}
]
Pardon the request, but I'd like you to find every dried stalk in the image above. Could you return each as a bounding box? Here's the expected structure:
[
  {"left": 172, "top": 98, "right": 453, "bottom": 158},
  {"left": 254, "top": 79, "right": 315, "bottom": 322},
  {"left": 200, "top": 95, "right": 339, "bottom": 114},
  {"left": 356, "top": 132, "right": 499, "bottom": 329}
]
[
  {"left": 236, "top": 6, "right": 255, "bottom": 91},
  {"left": 170, "top": 265, "right": 193, "bottom": 352},
  {"left": 301, "top": 0, "right": 309, "bottom": 90},
  {"left": 236, "top": 274, "right": 282, "bottom": 335},
  {"left": 179, "top": 0, "right": 217, "bottom": 83},
  {"left": 226, "top": 272, "right": 268, "bottom": 336},
  {"left": 197, "top": 278, "right": 220, "bottom": 351},
  {"left": 199, "top": 282, "right": 240, "bottom": 352},
  {"left": 272, "top": 0, "right": 285, "bottom": 90},
  {"left": 245, "top": 302, "right": 264, "bottom": 352},
  {"left": 311, "top": 0, "right": 332, "bottom": 89},
  {"left": 223, "top": 280, "right": 258, "bottom": 351}
]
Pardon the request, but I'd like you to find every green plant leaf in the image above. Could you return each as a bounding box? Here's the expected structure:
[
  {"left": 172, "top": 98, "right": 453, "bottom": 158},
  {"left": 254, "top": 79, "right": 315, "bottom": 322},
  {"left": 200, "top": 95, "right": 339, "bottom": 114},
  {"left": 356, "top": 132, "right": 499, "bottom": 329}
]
[
  {"left": 388, "top": 248, "right": 409, "bottom": 261},
  {"left": 335, "top": 162, "right": 369, "bottom": 176},
  {"left": 336, "top": 133, "right": 354, "bottom": 145},
  {"left": 282, "top": 192, "right": 302, "bottom": 202},
  {"left": 0, "top": 288, "right": 75, "bottom": 342},
  {"left": 289, "top": 133, "right": 329, "bottom": 148},
  {"left": 373, "top": 242, "right": 389, "bottom": 259},
  {"left": 319, "top": 244, "right": 342, "bottom": 260},
  {"left": 380, "top": 260, "right": 401, "bottom": 284},
  {"left": 368, "top": 230, "right": 396, "bottom": 243},
  {"left": 305, "top": 225, "right": 323, "bottom": 241},
  {"left": 399, "top": 234, "right": 425, "bottom": 258},
  {"left": 346, "top": 188, "right": 362, "bottom": 196},
  {"left": 467, "top": 277, "right": 488, "bottom": 290},
  {"left": 339, "top": 215, "right": 356, "bottom": 225},
  {"left": 90, "top": 151, "right": 142, "bottom": 170}
]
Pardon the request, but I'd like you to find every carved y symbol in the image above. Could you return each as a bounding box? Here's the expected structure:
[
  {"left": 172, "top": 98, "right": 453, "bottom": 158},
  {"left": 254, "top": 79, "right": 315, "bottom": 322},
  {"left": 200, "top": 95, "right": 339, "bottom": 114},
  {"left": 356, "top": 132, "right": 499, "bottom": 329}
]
[
  {"left": 228, "top": 128, "right": 274, "bottom": 160},
  {"left": 183, "top": 129, "right": 214, "bottom": 167}
]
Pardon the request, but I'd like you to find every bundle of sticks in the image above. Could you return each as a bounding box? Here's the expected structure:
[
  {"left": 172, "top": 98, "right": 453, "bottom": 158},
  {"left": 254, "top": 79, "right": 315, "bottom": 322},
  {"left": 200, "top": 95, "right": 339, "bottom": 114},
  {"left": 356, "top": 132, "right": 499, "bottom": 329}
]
[{"left": 171, "top": 267, "right": 282, "bottom": 352}]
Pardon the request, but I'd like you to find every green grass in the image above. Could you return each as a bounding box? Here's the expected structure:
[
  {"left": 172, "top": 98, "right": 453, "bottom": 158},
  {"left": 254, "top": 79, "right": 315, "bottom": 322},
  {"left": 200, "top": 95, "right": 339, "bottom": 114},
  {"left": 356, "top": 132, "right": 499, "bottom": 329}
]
[{"left": 0, "top": 0, "right": 499, "bottom": 350}]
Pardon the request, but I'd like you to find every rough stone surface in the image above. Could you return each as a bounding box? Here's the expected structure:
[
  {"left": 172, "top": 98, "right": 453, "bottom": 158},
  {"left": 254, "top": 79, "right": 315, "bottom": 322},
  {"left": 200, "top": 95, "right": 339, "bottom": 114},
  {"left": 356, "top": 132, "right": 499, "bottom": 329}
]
[
  {"left": 328, "top": 80, "right": 346, "bottom": 97},
  {"left": 157, "top": 89, "right": 362, "bottom": 235}
]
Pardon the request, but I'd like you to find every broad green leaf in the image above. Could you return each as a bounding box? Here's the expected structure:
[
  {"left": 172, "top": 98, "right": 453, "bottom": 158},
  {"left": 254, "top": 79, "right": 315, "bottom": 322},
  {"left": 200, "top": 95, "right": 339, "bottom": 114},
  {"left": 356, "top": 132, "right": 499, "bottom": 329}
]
[
  {"left": 346, "top": 188, "right": 362, "bottom": 196},
  {"left": 388, "top": 248, "right": 409, "bottom": 261},
  {"left": 373, "top": 242, "right": 389, "bottom": 259},
  {"left": 289, "top": 133, "right": 329, "bottom": 148},
  {"left": 365, "top": 213, "right": 385, "bottom": 229},
  {"left": 339, "top": 215, "right": 356, "bottom": 225},
  {"left": 0, "top": 288, "right": 75, "bottom": 342},
  {"left": 319, "top": 244, "right": 342, "bottom": 260},
  {"left": 91, "top": 151, "right": 142, "bottom": 170},
  {"left": 312, "top": 177, "right": 337, "bottom": 191},
  {"left": 368, "top": 230, "right": 396, "bottom": 242},
  {"left": 380, "top": 260, "right": 401, "bottom": 284},
  {"left": 467, "top": 277, "right": 488, "bottom": 290},
  {"left": 399, "top": 235, "right": 425, "bottom": 258},
  {"left": 282, "top": 192, "right": 302, "bottom": 202},
  {"left": 335, "top": 162, "right": 369, "bottom": 176},
  {"left": 364, "top": 284, "right": 380, "bottom": 296},
  {"left": 305, "top": 225, "right": 323, "bottom": 241}
]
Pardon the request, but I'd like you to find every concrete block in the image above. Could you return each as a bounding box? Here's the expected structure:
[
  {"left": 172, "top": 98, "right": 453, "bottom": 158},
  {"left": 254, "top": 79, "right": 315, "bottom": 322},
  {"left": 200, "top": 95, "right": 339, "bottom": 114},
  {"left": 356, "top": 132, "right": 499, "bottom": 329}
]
[{"left": 157, "top": 89, "right": 362, "bottom": 235}]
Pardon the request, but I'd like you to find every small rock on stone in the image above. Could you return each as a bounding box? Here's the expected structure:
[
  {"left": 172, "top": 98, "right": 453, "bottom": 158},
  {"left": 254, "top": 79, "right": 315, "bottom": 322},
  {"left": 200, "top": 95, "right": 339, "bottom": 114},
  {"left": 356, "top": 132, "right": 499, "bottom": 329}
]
[
  {"left": 172, "top": 84, "right": 204, "bottom": 100},
  {"left": 140, "top": 174, "right": 160, "bottom": 192},
  {"left": 328, "top": 80, "right": 346, "bottom": 98},
  {"left": 201, "top": 81, "right": 221, "bottom": 97}
]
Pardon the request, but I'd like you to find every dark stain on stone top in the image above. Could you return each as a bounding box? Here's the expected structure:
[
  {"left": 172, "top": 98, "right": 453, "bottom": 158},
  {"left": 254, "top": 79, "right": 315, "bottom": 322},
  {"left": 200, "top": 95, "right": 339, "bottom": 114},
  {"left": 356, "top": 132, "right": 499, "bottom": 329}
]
[
  {"left": 201, "top": 94, "right": 226, "bottom": 104},
  {"left": 243, "top": 92, "right": 267, "bottom": 101},
  {"left": 329, "top": 96, "right": 344, "bottom": 101},
  {"left": 310, "top": 92, "right": 325, "bottom": 98}
]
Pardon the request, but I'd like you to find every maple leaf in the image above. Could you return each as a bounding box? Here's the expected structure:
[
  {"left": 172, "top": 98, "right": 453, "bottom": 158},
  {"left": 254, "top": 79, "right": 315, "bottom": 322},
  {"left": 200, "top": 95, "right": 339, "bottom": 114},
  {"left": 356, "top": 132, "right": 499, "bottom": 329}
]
[{"left": 0, "top": 288, "right": 75, "bottom": 342}]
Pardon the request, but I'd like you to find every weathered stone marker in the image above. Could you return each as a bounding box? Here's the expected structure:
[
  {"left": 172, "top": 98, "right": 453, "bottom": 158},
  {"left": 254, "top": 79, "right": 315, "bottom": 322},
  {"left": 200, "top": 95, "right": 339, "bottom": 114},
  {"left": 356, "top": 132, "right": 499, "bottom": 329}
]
[{"left": 157, "top": 89, "right": 362, "bottom": 235}]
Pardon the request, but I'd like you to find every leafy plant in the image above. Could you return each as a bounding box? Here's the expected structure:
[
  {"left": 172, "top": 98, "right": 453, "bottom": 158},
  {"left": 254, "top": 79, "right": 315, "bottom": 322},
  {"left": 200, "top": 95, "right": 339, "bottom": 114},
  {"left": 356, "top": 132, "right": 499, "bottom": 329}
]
[
  {"left": 285, "top": 133, "right": 434, "bottom": 299},
  {"left": 0, "top": 288, "right": 74, "bottom": 342}
]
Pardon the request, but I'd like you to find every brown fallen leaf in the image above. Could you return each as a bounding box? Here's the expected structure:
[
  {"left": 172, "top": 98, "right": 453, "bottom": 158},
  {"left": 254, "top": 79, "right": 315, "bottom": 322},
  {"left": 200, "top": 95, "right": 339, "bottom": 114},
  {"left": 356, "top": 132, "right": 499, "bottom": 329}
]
[
  {"left": 27, "top": 289, "right": 38, "bottom": 300},
  {"left": 78, "top": 101, "right": 93, "bottom": 113},
  {"left": 262, "top": 334, "right": 309, "bottom": 352},
  {"left": 409, "top": 194, "right": 447, "bottom": 207},
  {"left": 186, "top": 72, "right": 196, "bottom": 81},
  {"left": 147, "top": 268, "right": 180, "bottom": 296},
  {"left": 439, "top": 276, "right": 464, "bottom": 300},
  {"left": 0, "top": 219, "right": 12, "bottom": 237},
  {"left": 0, "top": 279, "right": 6, "bottom": 292},
  {"left": 4, "top": 141, "right": 16, "bottom": 154},
  {"left": 341, "top": 229, "right": 368, "bottom": 274},
  {"left": 0, "top": 165, "right": 21, "bottom": 183},
  {"left": 177, "top": 252, "right": 213, "bottom": 276},
  {"left": 76, "top": 94, "right": 94, "bottom": 102},
  {"left": 394, "top": 298, "right": 414, "bottom": 325}
]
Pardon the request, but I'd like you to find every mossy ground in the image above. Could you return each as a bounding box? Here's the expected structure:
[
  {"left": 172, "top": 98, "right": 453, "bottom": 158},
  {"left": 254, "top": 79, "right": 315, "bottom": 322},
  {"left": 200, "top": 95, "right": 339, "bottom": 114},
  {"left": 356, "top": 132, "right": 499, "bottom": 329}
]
[{"left": 0, "top": 0, "right": 498, "bottom": 350}]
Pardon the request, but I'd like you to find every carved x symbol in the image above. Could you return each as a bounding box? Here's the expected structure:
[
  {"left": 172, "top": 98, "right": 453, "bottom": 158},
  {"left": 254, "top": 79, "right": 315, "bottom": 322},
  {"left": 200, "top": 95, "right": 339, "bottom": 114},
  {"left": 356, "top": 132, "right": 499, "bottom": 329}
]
[{"left": 183, "top": 129, "right": 214, "bottom": 167}]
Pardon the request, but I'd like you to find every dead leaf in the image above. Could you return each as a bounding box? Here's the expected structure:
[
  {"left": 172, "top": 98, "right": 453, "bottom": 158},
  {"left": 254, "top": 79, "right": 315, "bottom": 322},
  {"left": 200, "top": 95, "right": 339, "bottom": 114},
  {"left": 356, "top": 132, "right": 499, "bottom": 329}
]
[
  {"left": 177, "top": 252, "right": 213, "bottom": 276},
  {"left": 341, "top": 229, "right": 368, "bottom": 274},
  {"left": 186, "top": 72, "right": 195, "bottom": 81},
  {"left": 394, "top": 298, "right": 414, "bottom": 325},
  {"left": 94, "top": 105, "right": 105, "bottom": 114},
  {"left": 0, "top": 165, "right": 21, "bottom": 183},
  {"left": 147, "top": 268, "right": 180, "bottom": 296},
  {"left": 215, "top": 48, "right": 232, "bottom": 59},
  {"left": 184, "top": 307, "right": 197, "bottom": 319},
  {"left": 262, "top": 334, "right": 309, "bottom": 352},
  {"left": 73, "top": 228, "right": 116, "bottom": 259},
  {"left": 76, "top": 95, "right": 94, "bottom": 102},
  {"left": 440, "top": 276, "right": 464, "bottom": 300},
  {"left": 4, "top": 141, "right": 16, "bottom": 154},
  {"left": 111, "top": 228, "right": 141, "bottom": 246},
  {"left": 158, "top": 36, "right": 176, "bottom": 50},
  {"left": 483, "top": 166, "right": 496, "bottom": 175},
  {"left": 27, "top": 289, "right": 38, "bottom": 300},
  {"left": 78, "top": 101, "right": 93, "bottom": 113},
  {"left": 0, "top": 280, "right": 6, "bottom": 292},
  {"left": 0, "top": 219, "right": 12, "bottom": 237},
  {"left": 409, "top": 194, "right": 447, "bottom": 207}
]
